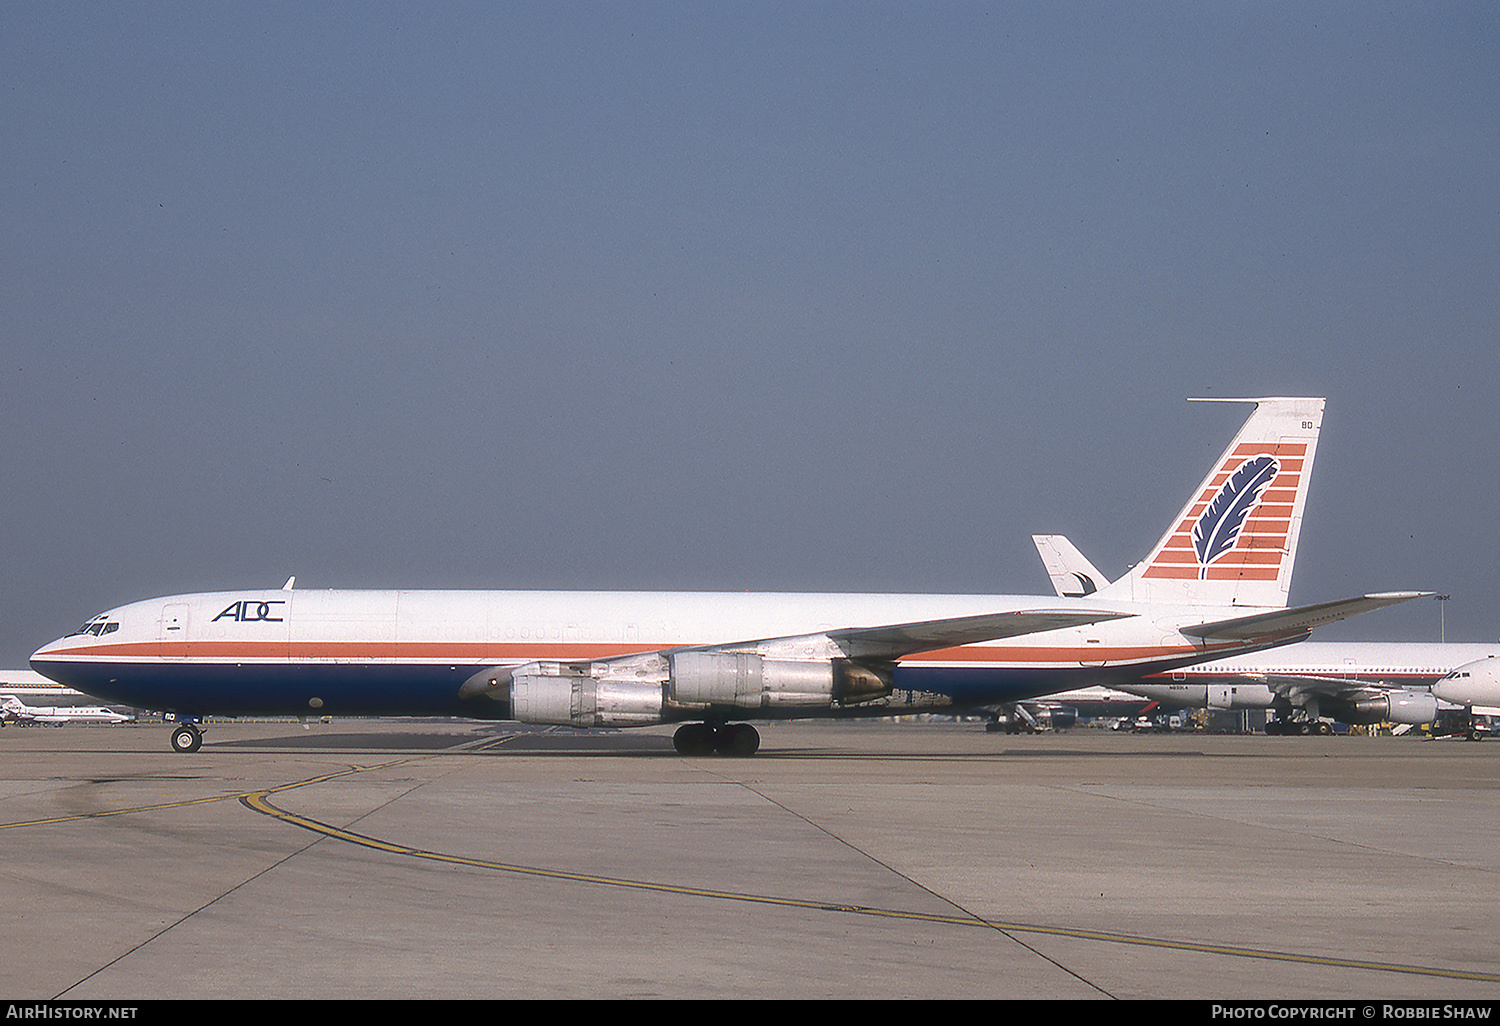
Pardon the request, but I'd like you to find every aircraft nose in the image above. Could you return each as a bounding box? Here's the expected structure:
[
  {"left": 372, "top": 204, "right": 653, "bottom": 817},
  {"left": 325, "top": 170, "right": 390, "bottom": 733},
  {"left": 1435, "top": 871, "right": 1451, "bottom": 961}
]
[
  {"left": 1432, "top": 659, "right": 1500, "bottom": 707},
  {"left": 32, "top": 637, "right": 61, "bottom": 660},
  {"left": 31, "top": 636, "right": 67, "bottom": 672}
]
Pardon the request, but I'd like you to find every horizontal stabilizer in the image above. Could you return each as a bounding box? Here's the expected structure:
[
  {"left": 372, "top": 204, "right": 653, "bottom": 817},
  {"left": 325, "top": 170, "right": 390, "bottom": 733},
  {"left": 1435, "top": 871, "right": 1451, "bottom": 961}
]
[
  {"left": 829, "top": 609, "right": 1133, "bottom": 660},
  {"left": 1033, "top": 535, "right": 1113, "bottom": 597},
  {"left": 1180, "top": 592, "right": 1428, "bottom": 641}
]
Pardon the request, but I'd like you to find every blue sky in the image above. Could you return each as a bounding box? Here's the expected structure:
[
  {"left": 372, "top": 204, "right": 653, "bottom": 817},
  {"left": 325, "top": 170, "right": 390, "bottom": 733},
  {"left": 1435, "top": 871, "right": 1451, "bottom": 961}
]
[{"left": 3, "top": 2, "right": 1496, "bottom": 664}]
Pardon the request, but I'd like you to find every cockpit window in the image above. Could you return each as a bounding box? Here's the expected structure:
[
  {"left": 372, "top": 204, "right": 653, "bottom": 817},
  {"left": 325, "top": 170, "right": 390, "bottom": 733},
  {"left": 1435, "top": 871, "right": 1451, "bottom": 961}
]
[{"left": 67, "top": 617, "right": 119, "bottom": 637}]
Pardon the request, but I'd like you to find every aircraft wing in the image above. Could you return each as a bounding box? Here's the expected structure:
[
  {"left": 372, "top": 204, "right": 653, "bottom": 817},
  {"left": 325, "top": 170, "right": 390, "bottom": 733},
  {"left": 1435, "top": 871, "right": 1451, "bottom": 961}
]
[
  {"left": 824, "top": 608, "right": 1133, "bottom": 660},
  {"left": 1204, "top": 672, "right": 1418, "bottom": 703},
  {"left": 1179, "top": 592, "right": 1428, "bottom": 641},
  {"left": 457, "top": 608, "right": 1131, "bottom": 699},
  {"left": 1257, "top": 673, "right": 1414, "bottom": 703}
]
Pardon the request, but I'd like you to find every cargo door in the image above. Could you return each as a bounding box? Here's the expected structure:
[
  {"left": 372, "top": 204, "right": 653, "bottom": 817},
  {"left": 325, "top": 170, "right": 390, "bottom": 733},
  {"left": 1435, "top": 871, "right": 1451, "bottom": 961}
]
[{"left": 160, "top": 603, "right": 190, "bottom": 659}]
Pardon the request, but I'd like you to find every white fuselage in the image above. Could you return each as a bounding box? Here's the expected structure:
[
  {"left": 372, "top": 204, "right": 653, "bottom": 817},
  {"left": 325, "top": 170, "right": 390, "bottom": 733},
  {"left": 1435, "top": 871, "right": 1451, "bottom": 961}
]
[{"left": 30, "top": 587, "right": 1305, "bottom": 723}]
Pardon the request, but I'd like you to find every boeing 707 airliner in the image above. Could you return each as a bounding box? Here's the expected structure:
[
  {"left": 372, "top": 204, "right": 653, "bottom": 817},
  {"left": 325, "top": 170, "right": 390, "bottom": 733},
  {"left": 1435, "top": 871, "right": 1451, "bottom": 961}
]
[{"left": 31, "top": 398, "right": 1421, "bottom": 754}]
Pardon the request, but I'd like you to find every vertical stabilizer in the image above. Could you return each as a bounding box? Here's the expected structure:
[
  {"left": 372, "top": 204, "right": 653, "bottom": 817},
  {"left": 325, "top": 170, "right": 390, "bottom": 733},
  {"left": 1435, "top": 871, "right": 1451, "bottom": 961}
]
[{"left": 1096, "top": 397, "right": 1324, "bottom": 608}]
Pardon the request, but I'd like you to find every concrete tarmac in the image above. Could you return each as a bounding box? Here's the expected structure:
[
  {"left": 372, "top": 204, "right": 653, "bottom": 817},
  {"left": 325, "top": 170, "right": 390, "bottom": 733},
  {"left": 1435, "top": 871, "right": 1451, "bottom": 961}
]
[{"left": 0, "top": 719, "right": 1496, "bottom": 1000}]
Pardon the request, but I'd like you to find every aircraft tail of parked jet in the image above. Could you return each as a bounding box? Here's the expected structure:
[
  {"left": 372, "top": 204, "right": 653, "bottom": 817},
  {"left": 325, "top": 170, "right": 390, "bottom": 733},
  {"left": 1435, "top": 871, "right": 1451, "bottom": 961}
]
[{"left": 1094, "top": 397, "right": 1323, "bottom": 609}]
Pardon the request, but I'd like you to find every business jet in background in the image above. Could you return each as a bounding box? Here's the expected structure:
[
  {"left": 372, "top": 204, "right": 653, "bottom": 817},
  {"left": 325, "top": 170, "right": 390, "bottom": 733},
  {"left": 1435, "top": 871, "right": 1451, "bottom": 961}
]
[
  {"left": 1, "top": 695, "right": 135, "bottom": 725},
  {"left": 32, "top": 397, "right": 1421, "bottom": 755},
  {"left": 1031, "top": 534, "right": 1497, "bottom": 735}
]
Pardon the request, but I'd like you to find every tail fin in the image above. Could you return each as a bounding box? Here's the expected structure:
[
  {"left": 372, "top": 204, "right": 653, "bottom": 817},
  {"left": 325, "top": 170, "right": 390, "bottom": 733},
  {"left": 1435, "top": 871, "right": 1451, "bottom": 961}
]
[
  {"left": 1032, "top": 535, "right": 1113, "bottom": 597},
  {"left": 1096, "top": 397, "right": 1324, "bottom": 608}
]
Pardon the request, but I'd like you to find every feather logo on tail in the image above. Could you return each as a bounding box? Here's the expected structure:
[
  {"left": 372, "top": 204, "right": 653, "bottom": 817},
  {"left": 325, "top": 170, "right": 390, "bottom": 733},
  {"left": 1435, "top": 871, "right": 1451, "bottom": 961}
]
[{"left": 1192, "top": 455, "right": 1280, "bottom": 578}]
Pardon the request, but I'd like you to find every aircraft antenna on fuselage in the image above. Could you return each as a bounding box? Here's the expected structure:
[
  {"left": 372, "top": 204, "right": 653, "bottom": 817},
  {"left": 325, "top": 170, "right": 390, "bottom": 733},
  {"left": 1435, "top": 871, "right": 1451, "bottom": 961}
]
[{"left": 283, "top": 576, "right": 296, "bottom": 591}]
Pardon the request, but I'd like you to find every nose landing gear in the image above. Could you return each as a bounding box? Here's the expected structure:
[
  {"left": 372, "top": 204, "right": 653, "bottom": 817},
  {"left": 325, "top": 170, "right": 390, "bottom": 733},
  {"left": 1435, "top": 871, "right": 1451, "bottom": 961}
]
[{"left": 169, "top": 721, "right": 203, "bottom": 753}]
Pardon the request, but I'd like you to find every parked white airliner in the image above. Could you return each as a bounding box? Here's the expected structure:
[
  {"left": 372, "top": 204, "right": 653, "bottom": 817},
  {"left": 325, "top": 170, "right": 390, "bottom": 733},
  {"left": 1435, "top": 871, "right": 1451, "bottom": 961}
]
[
  {"left": 1031, "top": 534, "right": 1497, "bottom": 733},
  {"left": 31, "top": 398, "right": 1421, "bottom": 755},
  {"left": 1114, "top": 645, "right": 1500, "bottom": 734}
]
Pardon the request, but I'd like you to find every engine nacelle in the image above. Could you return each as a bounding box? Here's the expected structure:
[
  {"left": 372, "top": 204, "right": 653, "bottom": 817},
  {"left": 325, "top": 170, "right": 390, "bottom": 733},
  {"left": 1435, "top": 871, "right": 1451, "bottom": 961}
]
[
  {"left": 509, "top": 663, "right": 664, "bottom": 728},
  {"left": 667, "top": 653, "right": 892, "bottom": 711},
  {"left": 1326, "top": 690, "right": 1437, "bottom": 726},
  {"left": 1206, "top": 683, "right": 1276, "bottom": 710}
]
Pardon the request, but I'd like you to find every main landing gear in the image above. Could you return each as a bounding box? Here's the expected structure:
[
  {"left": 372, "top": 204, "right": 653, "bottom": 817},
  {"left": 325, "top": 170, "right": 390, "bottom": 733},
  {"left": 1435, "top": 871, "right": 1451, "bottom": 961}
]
[
  {"left": 170, "top": 721, "right": 204, "bottom": 753},
  {"left": 1265, "top": 718, "right": 1333, "bottom": 736},
  {"left": 672, "top": 722, "right": 760, "bottom": 757}
]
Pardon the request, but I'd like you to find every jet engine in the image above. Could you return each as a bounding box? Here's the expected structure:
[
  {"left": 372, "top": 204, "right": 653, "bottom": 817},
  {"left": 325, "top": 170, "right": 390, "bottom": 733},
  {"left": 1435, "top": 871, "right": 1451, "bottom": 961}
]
[
  {"left": 1323, "top": 690, "right": 1437, "bottom": 726},
  {"left": 1206, "top": 683, "right": 1276, "bottom": 710},
  {"left": 474, "top": 652, "right": 894, "bottom": 728},
  {"left": 666, "top": 652, "right": 891, "bottom": 710}
]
